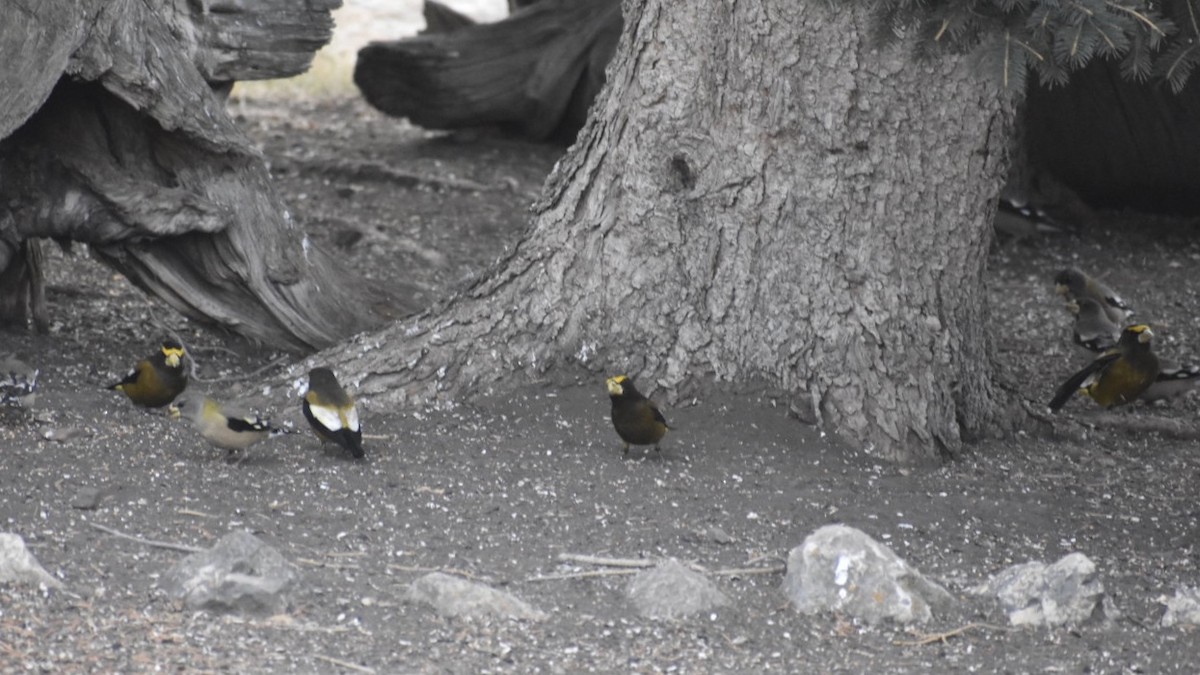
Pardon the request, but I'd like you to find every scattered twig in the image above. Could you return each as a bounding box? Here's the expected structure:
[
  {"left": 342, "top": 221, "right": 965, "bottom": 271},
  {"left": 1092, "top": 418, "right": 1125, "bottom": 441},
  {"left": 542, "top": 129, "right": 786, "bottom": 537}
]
[
  {"left": 297, "top": 558, "right": 361, "bottom": 570},
  {"left": 312, "top": 654, "right": 375, "bottom": 674},
  {"left": 193, "top": 355, "right": 291, "bottom": 384},
  {"left": 386, "top": 564, "right": 486, "bottom": 581},
  {"left": 176, "top": 509, "right": 213, "bottom": 518},
  {"left": 88, "top": 522, "right": 204, "bottom": 554},
  {"left": 893, "top": 622, "right": 1011, "bottom": 646},
  {"left": 711, "top": 565, "right": 786, "bottom": 577},
  {"left": 1077, "top": 413, "right": 1200, "bottom": 440},
  {"left": 557, "top": 553, "right": 655, "bottom": 568},
  {"left": 527, "top": 569, "right": 641, "bottom": 582},
  {"left": 529, "top": 564, "right": 783, "bottom": 582},
  {"left": 361, "top": 434, "right": 390, "bottom": 440}
]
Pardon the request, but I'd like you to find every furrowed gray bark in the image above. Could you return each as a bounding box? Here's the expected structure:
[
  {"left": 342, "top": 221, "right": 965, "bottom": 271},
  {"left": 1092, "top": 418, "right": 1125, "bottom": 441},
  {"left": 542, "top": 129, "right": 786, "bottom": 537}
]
[{"left": 323, "top": 0, "right": 1015, "bottom": 462}]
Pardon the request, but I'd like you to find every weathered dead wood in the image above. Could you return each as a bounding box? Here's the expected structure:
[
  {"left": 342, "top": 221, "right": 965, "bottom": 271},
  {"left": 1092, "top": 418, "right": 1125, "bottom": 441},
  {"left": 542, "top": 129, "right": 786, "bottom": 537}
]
[
  {"left": 421, "top": 0, "right": 476, "bottom": 34},
  {"left": 187, "top": 0, "right": 341, "bottom": 83},
  {"left": 0, "top": 240, "right": 48, "bottom": 333},
  {"left": 355, "top": 0, "right": 621, "bottom": 141},
  {"left": 0, "top": 0, "right": 416, "bottom": 350},
  {"left": 1064, "top": 411, "right": 1200, "bottom": 441}
]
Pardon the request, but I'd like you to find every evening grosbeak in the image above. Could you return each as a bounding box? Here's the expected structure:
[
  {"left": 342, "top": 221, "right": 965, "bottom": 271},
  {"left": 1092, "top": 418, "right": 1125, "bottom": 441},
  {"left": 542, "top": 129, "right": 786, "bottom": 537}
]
[
  {"left": 0, "top": 355, "right": 38, "bottom": 408},
  {"left": 169, "top": 394, "right": 281, "bottom": 456},
  {"left": 606, "top": 375, "right": 668, "bottom": 455},
  {"left": 301, "top": 367, "right": 363, "bottom": 459},
  {"left": 1049, "top": 324, "right": 1159, "bottom": 411},
  {"left": 1066, "top": 297, "right": 1120, "bottom": 353},
  {"left": 108, "top": 339, "right": 188, "bottom": 407},
  {"left": 1054, "top": 268, "right": 1133, "bottom": 326}
]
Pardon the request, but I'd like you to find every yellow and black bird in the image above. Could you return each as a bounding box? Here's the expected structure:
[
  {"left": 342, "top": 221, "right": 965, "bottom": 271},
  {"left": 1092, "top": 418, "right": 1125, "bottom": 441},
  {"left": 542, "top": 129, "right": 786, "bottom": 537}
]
[
  {"left": 301, "top": 367, "right": 363, "bottom": 459},
  {"left": 108, "top": 339, "right": 188, "bottom": 407},
  {"left": 169, "top": 394, "right": 281, "bottom": 458},
  {"left": 606, "top": 375, "right": 669, "bottom": 455},
  {"left": 1048, "top": 324, "right": 1160, "bottom": 411},
  {"left": 1066, "top": 297, "right": 1121, "bottom": 353},
  {"left": 1054, "top": 268, "right": 1133, "bottom": 326}
]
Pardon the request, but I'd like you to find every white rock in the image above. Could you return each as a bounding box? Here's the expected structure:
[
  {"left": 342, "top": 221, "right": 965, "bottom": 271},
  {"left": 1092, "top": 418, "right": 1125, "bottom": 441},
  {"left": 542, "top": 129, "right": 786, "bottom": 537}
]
[
  {"left": 0, "top": 533, "right": 63, "bottom": 589},
  {"left": 1161, "top": 586, "right": 1200, "bottom": 627},
  {"left": 626, "top": 558, "right": 730, "bottom": 619},
  {"left": 783, "top": 524, "right": 953, "bottom": 624},
  {"left": 971, "top": 552, "right": 1111, "bottom": 627},
  {"left": 408, "top": 572, "right": 546, "bottom": 621}
]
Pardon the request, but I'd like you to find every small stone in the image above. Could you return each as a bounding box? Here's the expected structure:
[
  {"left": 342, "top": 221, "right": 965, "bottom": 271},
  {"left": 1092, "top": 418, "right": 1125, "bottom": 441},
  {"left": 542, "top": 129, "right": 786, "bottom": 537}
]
[
  {"left": 783, "top": 524, "right": 954, "bottom": 624},
  {"left": 970, "top": 552, "right": 1111, "bottom": 627},
  {"left": 704, "top": 525, "right": 733, "bottom": 544},
  {"left": 1161, "top": 587, "right": 1200, "bottom": 627},
  {"left": 70, "top": 486, "right": 104, "bottom": 510},
  {"left": 0, "top": 533, "right": 63, "bottom": 589},
  {"left": 626, "top": 559, "right": 730, "bottom": 619},
  {"left": 159, "top": 530, "right": 298, "bottom": 615},
  {"left": 43, "top": 427, "right": 85, "bottom": 443},
  {"left": 407, "top": 572, "right": 546, "bottom": 621}
]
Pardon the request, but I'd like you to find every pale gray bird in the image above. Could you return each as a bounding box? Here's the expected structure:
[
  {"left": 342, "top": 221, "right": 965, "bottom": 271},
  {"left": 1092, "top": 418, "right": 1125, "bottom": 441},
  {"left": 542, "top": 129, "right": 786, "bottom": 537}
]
[
  {"left": 1054, "top": 268, "right": 1133, "bottom": 325},
  {"left": 169, "top": 395, "right": 282, "bottom": 457},
  {"left": 1066, "top": 298, "right": 1121, "bottom": 353}
]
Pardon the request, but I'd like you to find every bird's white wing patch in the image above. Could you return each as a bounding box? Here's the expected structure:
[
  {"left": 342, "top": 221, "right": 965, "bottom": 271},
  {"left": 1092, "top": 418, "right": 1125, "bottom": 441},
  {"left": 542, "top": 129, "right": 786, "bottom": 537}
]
[
  {"left": 343, "top": 406, "right": 360, "bottom": 433},
  {"left": 311, "top": 404, "right": 343, "bottom": 431}
]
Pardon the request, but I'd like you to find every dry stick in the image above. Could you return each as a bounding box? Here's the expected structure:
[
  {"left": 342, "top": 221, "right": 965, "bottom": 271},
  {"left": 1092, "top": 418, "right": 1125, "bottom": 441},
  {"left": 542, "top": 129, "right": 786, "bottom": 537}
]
[
  {"left": 550, "top": 553, "right": 783, "bottom": 579},
  {"left": 557, "top": 553, "right": 656, "bottom": 568},
  {"left": 88, "top": 522, "right": 204, "bottom": 554},
  {"left": 386, "top": 564, "right": 485, "bottom": 581},
  {"left": 893, "top": 622, "right": 1011, "bottom": 647},
  {"left": 297, "top": 558, "right": 361, "bottom": 570},
  {"left": 312, "top": 654, "right": 376, "bottom": 674},
  {"left": 711, "top": 565, "right": 786, "bottom": 577},
  {"left": 530, "top": 565, "right": 783, "bottom": 583},
  {"left": 528, "top": 568, "right": 641, "bottom": 582},
  {"left": 1077, "top": 413, "right": 1200, "bottom": 441}
]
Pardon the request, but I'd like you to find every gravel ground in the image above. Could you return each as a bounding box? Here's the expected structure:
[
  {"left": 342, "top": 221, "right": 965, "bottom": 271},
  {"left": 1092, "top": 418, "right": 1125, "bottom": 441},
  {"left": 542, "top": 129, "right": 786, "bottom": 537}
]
[{"left": 2, "top": 99, "right": 1200, "bottom": 673}]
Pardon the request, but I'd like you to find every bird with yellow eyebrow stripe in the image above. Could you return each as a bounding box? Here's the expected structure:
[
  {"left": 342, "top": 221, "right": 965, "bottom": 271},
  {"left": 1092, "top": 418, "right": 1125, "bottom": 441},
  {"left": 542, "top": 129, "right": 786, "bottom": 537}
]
[
  {"left": 302, "top": 367, "right": 364, "bottom": 459},
  {"left": 108, "top": 339, "right": 188, "bottom": 408},
  {"left": 170, "top": 394, "right": 281, "bottom": 460},
  {"left": 606, "top": 374, "right": 669, "bottom": 455},
  {"left": 1049, "top": 324, "right": 1159, "bottom": 411}
]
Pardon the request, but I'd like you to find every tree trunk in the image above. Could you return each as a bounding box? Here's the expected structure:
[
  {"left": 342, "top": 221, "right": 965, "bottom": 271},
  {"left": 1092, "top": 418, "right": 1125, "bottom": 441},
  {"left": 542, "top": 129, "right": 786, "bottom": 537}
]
[
  {"left": 0, "top": 0, "right": 409, "bottom": 350},
  {"left": 325, "top": 0, "right": 1015, "bottom": 462}
]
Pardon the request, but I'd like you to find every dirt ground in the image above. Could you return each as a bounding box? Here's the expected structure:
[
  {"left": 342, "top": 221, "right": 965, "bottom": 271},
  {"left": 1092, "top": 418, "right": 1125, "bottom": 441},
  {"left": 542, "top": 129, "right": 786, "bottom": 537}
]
[{"left": 2, "top": 98, "right": 1200, "bottom": 673}]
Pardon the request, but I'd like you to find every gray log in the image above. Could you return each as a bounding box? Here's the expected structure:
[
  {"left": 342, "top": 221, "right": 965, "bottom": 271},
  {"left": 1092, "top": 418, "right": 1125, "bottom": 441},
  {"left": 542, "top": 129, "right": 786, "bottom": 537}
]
[{"left": 355, "top": 0, "right": 621, "bottom": 141}]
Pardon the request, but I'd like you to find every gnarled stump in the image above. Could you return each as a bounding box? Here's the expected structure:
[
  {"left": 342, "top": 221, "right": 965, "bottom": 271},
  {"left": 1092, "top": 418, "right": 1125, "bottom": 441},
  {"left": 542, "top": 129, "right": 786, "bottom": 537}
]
[
  {"left": 355, "top": 0, "right": 621, "bottom": 142},
  {"left": 0, "top": 0, "right": 407, "bottom": 349}
]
